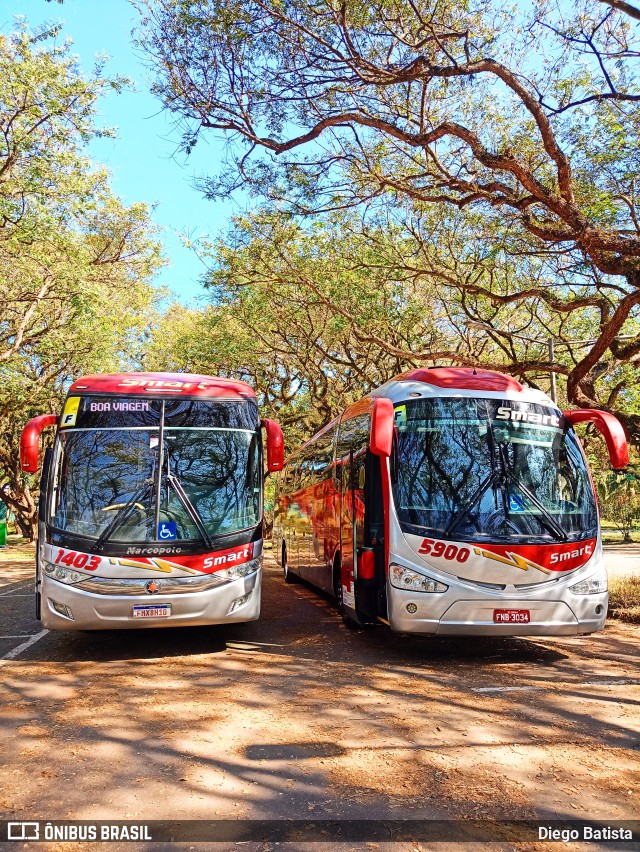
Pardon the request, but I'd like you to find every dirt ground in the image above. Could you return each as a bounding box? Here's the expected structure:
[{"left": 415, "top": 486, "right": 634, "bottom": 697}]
[{"left": 0, "top": 549, "right": 638, "bottom": 851}]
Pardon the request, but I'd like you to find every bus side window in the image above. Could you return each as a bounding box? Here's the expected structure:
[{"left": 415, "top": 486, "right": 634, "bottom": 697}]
[
  {"left": 290, "top": 461, "right": 300, "bottom": 494},
  {"left": 300, "top": 447, "right": 316, "bottom": 490},
  {"left": 337, "top": 413, "right": 370, "bottom": 489},
  {"left": 335, "top": 425, "right": 350, "bottom": 489},
  {"left": 282, "top": 459, "right": 299, "bottom": 495},
  {"left": 339, "top": 412, "right": 384, "bottom": 548},
  {"left": 309, "top": 430, "right": 334, "bottom": 487}
]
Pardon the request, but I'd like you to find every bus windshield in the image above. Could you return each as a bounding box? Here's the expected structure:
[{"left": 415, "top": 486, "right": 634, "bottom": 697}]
[
  {"left": 392, "top": 397, "right": 597, "bottom": 543},
  {"left": 50, "top": 397, "right": 261, "bottom": 544}
]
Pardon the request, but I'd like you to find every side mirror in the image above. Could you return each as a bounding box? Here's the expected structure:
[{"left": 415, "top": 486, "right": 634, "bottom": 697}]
[
  {"left": 564, "top": 409, "right": 629, "bottom": 470},
  {"left": 261, "top": 419, "right": 285, "bottom": 472},
  {"left": 20, "top": 414, "right": 58, "bottom": 473},
  {"left": 370, "top": 397, "right": 394, "bottom": 458}
]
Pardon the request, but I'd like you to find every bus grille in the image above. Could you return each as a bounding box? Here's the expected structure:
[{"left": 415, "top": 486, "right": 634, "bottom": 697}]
[{"left": 73, "top": 574, "right": 230, "bottom": 596}]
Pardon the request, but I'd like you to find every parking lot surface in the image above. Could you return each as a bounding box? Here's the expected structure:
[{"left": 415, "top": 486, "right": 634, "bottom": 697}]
[{"left": 0, "top": 550, "right": 639, "bottom": 850}]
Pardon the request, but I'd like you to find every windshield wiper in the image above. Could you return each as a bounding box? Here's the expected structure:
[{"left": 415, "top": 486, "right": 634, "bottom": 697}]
[
  {"left": 445, "top": 416, "right": 504, "bottom": 537},
  {"left": 166, "top": 474, "right": 214, "bottom": 549},
  {"left": 162, "top": 445, "right": 213, "bottom": 548},
  {"left": 94, "top": 479, "right": 153, "bottom": 551},
  {"left": 497, "top": 445, "right": 568, "bottom": 542},
  {"left": 445, "top": 418, "right": 567, "bottom": 542},
  {"left": 444, "top": 470, "right": 496, "bottom": 537}
]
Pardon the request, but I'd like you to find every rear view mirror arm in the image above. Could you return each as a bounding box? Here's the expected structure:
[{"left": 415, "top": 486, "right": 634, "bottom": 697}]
[{"left": 563, "top": 409, "right": 629, "bottom": 470}]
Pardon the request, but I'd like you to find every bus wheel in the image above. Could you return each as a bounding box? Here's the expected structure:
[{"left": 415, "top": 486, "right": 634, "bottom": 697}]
[
  {"left": 333, "top": 562, "right": 360, "bottom": 631},
  {"left": 282, "top": 545, "right": 297, "bottom": 584}
]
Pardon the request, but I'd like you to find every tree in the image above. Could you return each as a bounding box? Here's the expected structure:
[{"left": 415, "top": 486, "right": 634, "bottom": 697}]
[
  {"left": 596, "top": 468, "right": 640, "bottom": 542},
  {"left": 0, "top": 25, "right": 165, "bottom": 538},
  {"left": 152, "top": 206, "right": 640, "bottom": 443},
  {"left": 145, "top": 210, "right": 523, "bottom": 450},
  {"left": 137, "top": 0, "right": 640, "bottom": 438},
  {"left": 0, "top": 269, "right": 163, "bottom": 540}
]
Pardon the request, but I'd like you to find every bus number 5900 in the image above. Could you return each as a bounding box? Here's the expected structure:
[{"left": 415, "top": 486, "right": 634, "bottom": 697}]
[{"left": 418, "top": 539, "right": 470, "bottom": 563}]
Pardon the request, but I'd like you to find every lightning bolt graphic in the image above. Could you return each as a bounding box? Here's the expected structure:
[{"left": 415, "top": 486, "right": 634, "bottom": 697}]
[
  {"left": 115, "top": 558, "right": 199, "bottom": 575},
  {"left": 473, "top": 548, "right": 551, "bottom": 575}
]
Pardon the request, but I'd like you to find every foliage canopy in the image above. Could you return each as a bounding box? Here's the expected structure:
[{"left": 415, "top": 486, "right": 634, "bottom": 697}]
[
  {"left": 138, "top": 0, "right": 640, "bottom": 441},
  {"left": 0, "top": 25, "right": 165, "bottom": 537}
]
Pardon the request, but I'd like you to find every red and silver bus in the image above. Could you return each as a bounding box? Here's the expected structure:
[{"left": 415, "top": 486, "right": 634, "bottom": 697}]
[
  {"left": 274, "top": 368, "right": 628, "bottom": 636},
  {"left": 21, "top": 373, "right": 284, "bottom": 630}
]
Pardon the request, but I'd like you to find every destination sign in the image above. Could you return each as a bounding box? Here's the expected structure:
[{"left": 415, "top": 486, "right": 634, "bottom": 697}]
[{"left": 60, "top": 396, "right": 259, "bottom": 430}]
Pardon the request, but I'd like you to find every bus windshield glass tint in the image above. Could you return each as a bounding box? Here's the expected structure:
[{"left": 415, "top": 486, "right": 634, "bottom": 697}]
[
  {"left": 392, "top": 398, "right": 597, "bottom": 543},
  {"left": 50, "top": 397, "right": 261, "bottom": 542}
]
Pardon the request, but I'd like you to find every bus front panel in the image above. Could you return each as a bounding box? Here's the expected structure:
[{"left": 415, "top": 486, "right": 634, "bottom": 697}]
[
  {"left": 386, "top": 396, "right": 607, "bottom": 636},
  {"left": 40, "top": 393, "right": 263, "bottom": 630}
]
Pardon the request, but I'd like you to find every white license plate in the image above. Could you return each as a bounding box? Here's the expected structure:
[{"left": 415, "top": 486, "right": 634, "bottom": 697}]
[
  {"left": 494, "top": 609, "right": 530, "bottom": 624},
  {"left": 132, "top": 604, "right": 172, "bottom": 619}
]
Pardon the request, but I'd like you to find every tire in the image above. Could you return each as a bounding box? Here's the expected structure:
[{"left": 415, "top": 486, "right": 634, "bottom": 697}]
[{"left": 282, "top": 544, "right": 297, "bottom": 584}]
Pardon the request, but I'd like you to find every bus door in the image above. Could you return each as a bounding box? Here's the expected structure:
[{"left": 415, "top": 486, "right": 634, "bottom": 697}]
[
  {"left": 339, "top": 447, "right": 362, "bottom": 621},
  {"left": 339, "top": 415, "right": 385, "bottom": 625},
  {"left": 361, "top": 448, "right": 386, "bottom": 620},
  {"left": 337, "top": 412, "right": 372, "bottom": 624}
]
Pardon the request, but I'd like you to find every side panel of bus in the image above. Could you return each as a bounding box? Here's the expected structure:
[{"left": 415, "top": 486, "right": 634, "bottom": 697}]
[
  {"left": 297, "top": 423, "right": 339, "bottom": 592},
  {"left": 276, "top": 411, "right": 388, "bottom": 622}
]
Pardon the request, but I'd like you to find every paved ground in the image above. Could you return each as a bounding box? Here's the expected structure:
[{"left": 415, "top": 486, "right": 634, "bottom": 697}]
[
  {"left": 0, "top": 552, "right": 638, "bottom": 851},
  {"left": 602, "top": 543, "right": 640, "bottom": 579}
]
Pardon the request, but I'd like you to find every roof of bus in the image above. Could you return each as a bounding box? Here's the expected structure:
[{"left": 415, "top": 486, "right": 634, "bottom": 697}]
[
  {"left": 371, "top": 366, "right": 556, "bottom": 407},
  {"left": 393, "top": 367, "right": 523, "bottom": 392},
  {"left": 67, "top": 373, "right": 256, "bottom": 399}
]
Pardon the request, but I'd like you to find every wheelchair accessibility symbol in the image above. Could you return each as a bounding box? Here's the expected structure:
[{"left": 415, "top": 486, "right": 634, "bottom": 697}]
[
  {"left": 509, "top": 493, "right": 524, "bottom": 512},
  {"left": 158, "top": 522, "right": 177, "bottom": 540}
]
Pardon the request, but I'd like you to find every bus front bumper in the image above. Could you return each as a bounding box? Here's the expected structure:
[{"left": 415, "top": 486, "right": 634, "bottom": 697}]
[
  {"left": 40, "top": 571, "right": 261, "bottom": 631},
  {"left": 387, "top": 587, "right": 608, "bottom": 636}
]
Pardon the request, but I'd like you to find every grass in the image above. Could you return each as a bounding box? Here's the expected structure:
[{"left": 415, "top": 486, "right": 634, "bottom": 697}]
[
  {"left": 0, "top": 533, "right": 35, "bottom": 563},
  {"left": 600, "top": 523, "right": 640, "bottom": 544},
  {"left": 608, "top": 575, "right": 640, "bottom": 624}
]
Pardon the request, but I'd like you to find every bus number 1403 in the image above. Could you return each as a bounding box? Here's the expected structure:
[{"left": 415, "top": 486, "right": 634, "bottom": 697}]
[
  {"left": 418, "top": 539, "right": 470, "bottom": 563},
  {"left": 54, "top": 549, "right": 101, "bottom": 570}
]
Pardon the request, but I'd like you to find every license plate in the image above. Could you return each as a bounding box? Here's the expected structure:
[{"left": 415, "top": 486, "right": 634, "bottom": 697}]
[
  {"left": 132, "top": 604, "right": 172, "bottom": 619},
  {"left": 493, "top": 609, "right": 530, "bottom": 624}
]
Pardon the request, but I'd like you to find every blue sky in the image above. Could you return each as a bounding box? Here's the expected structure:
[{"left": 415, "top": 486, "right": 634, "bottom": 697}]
[{"left": 0, "top": 0, "right": 244, "bottom": 303}]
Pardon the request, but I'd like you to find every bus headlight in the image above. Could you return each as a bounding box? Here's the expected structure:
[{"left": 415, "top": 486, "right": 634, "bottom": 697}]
[
  {"left": 43, "top": 562, "right": 86, "bottom": 585},
  {"left": 219, "top": 557, "right": 261, "bottom": 581},
  {"left": 390, "top": 564, "right": 448, "bottom": 593},
  {"left": 569, "top": 569, "right": 608, "bottom": 595}
]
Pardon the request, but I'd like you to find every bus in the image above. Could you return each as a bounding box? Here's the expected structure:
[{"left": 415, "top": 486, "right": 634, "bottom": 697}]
[
  {"left": 274, "top": 367, "right": 628, "bottom": 636},
  {"left": 21, "top": 372, "right": 284, "bottom": 630}
]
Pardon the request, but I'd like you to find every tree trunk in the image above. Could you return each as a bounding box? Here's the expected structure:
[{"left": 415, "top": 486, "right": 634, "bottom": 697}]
[
  {"left": 13, "top": 512, "right": 38, "bottom": 541},
  {"left": 0, "top": 485, "right": 38, "bottom": 541},
  {"left": 13, "top": 513, "right": 29, "bottom": 538}
]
